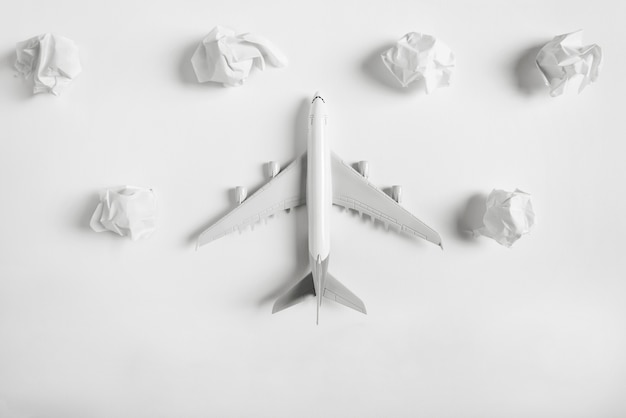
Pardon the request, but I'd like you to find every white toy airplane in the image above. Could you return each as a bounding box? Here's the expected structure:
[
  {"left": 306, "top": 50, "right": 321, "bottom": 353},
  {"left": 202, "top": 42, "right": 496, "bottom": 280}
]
[{"left": 197, "top": 92, "right": 442, "bottom": 323}]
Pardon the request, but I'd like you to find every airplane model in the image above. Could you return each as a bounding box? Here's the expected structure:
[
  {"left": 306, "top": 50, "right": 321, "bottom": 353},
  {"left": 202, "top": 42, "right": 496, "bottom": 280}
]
[{"left": 197, "top": 92, "right": 442, "bottom": 323}]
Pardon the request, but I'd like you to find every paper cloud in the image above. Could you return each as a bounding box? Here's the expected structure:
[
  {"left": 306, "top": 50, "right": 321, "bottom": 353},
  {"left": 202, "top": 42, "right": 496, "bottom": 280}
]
[
  {"left": 191, "top": 26, "right": 288, "bottom": 87},
  {"left": 15, "top": 33, "right": 82, "bottom": 95},
  {"left": 475, "top": 189, "right": 535, "bottom": 247},
  {"left": 381, "top": 32, "right": 455, "bottom": 93},
  {"left": 90, "top": 186, "right": 157, "bottom": 241},
  {"left": 536, "top": 30, "right": 602, "bottom": 97}
]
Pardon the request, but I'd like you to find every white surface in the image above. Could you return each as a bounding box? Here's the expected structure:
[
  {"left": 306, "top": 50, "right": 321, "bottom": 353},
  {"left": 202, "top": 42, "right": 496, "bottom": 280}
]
[{"left": 0, "top": 1, "right": 625, "bottom": 417}]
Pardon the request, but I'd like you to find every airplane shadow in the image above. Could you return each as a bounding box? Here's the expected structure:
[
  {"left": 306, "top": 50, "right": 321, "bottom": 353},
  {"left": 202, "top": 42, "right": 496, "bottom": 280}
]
[
  {"left": 185, "top": 95, "right": 313, "bottom": 311},
  {"left": 257, "top": 208, "right": 310, "bottom": 308},
  {"left": 257, "top": 98, "right": 310, "bottom": 308}
]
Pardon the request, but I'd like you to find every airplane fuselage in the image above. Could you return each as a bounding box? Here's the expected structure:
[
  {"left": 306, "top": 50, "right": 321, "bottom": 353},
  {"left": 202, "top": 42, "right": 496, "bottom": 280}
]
[
  {"left": 307, "top": 93, "right": 331, "bottom": 261},
  {"left": 307, "top": 93, "right": 331, "bottom": 313}
]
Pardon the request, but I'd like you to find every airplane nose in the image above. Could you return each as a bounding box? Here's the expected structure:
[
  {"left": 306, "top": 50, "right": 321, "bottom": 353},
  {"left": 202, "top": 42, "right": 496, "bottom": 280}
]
[{"left": 312, "top": 91, "right": 325, "bottom": 103}]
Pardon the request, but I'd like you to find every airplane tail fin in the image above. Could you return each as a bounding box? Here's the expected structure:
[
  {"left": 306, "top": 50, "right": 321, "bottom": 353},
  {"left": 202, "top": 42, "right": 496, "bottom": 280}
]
[
  {"left": 272, "top": 272, "right": 314, "bottom": 314},
  {"left": 271, "top": 272, "right": 367, "bottom": 319},
  {"left": 323, "top": 273, "right": 367, "bottom": 314}
]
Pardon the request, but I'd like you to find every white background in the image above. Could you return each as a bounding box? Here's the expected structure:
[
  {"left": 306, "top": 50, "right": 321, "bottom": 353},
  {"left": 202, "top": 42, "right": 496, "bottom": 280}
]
[{"left": 1, "top": 1, "right": 625, "bottom": 417}]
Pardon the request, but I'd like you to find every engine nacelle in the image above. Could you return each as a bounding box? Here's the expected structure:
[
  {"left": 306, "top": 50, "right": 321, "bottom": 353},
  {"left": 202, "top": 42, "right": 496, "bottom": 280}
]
[
  {"left": 234, "top": 186, "right": 247, "bottom": 205},
  {"left": 266, "top": 161, "right": 280, "bottom": 178},
  {"left": 357, "top": 160, "right": 369, "bottom": 178},
  {"left": 391, "top": 185, "right": 402, "bottom": 203}
]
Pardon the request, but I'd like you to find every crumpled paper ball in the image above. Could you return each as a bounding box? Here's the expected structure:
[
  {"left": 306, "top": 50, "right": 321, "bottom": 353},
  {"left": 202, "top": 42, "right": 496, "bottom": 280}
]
[
  {"left": 15, "top": 33, "right": 82, "bottom": 95},
  {"left": 475, "top": 189, "right": 535, "bottom": 247},
  {"left": 535, "top": 30, "right": 602, "bottom": 97},
  {"left": 381, "top": 32, "right": 455, "bottom": 93},
  {"left": 90, "top": 186, "right": 157, "bottom": 241},
  {"left": 191, "top": 26, "right": 288, "bottom": 87}
]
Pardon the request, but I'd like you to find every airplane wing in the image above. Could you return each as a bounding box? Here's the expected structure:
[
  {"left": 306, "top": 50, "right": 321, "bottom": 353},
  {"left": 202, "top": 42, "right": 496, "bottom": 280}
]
[
  {"left": 331, "top": 153, "right": 442, "bottom": 247},
  {"left": 197, "top": 154, "right": 307, "bottom": 247}
]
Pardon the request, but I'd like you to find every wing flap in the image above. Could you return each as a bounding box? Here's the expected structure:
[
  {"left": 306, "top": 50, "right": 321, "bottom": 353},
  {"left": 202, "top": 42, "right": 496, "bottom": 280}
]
[{"left": 198, "top": 154, "right": 307, "bottom": 247}]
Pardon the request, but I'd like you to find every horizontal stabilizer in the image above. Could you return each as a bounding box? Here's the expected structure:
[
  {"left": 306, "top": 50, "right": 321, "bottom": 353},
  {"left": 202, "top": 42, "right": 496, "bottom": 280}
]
[
  {"left": 323, "top": 274, "right": 367, "bottom": 314},
  {"left": 272, "top": 272, "right": 314, "bottom": 314}
]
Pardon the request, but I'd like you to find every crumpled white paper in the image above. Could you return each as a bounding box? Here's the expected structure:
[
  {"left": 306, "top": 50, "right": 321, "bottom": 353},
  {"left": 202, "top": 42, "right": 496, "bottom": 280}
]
[
  {"left": 191, "top": 26, "right": 288, "bottom": 87},
  {"left": 475, "top": 189, "right": 535, "bottom": 248},
  {"left": 90, "top": 186, "right": 157, "bottom": 241},
  {"left": 15, "top": 33, "right": 82, "bottom": 95},
  {"left": 381, "top": 32, "right": 455, "bottom": 93},
  {"left": 536, "top": 30, "right": 602, "bottom": 97}
]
